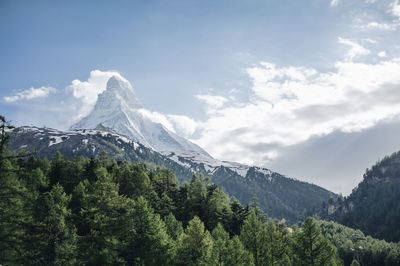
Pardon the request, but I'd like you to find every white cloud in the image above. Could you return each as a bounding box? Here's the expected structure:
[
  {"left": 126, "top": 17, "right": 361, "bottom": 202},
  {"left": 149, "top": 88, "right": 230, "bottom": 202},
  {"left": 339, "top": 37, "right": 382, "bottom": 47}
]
[
  {"left": 67, "top": 70, "right": 127, "bottom": 105},
  {"left": 378, "top": 51, "right": 387, "bottom": 57},
  {"left": 330, "top": 0, "right": 339, "bottom": 7},
  {"left": 359, "top": 21, "right": 398, "bottom": 30},
  {"left": 390, "top": 0, "right": 400, "bottom": 18},
  {"left": 365, "top": 0, "right": 376, "bottom": 3},
  {"left": 338, "top": 37, "right": 371, "bottom": 61},
  {"left": 192, "top": 58, "right": 400, "bottom": 166},
  {"left": 196, "top": 94, "right": 229, "bottom": 112},
  {"left": 167, "top": 114, "right": 198, "bottom": 137},
  {"left": 4, "top": 86, "right": 55, "bottom": 102},
  {"left": 136, "top": 108, "right": 176, "bottom": 133}
]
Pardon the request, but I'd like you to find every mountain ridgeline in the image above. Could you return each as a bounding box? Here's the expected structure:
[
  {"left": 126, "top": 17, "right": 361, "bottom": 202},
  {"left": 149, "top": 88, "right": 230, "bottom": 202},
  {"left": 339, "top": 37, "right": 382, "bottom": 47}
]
[
  {"left": 9, "top": 126, "right": 332, "bottom": 224},
  {"left": 312, "top": 150, "right": 400, "bottom": 243}
]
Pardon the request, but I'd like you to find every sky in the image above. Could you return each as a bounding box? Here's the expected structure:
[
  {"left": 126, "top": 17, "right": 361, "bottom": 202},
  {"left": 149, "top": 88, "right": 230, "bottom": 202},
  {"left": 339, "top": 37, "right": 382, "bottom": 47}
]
[{"left": 1, "top": 0, "right": 400, "bottom": 194}]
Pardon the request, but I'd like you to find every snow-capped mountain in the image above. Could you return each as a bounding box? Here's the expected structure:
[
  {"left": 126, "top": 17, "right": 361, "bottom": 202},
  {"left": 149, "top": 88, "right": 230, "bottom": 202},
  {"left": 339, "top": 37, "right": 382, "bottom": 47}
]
[
  {"left": 70, "top": 75, "right": 210, "bottom": 157},
  {"left": 62, "top": 75, "right": 335, "bottom": 223}
]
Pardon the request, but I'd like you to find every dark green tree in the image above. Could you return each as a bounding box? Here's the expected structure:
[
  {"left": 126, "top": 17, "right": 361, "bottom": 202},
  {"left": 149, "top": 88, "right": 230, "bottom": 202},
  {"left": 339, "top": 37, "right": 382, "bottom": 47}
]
[
  {"left": 127, "top": 197, "right": 175, "bottom": 265},
  {"left": 28, "top": 184, "right": 77, "bottom": 265},
  {"left": 164, "top": 212, "right": 183, "bottom": 241},
  {"left": 293, "top": 217, "right": 337, "bottom": 266},
  {"left": 226, "top": 235, "right": 255, "bottom": 266},
  {"left": 78, "top": 167, "right": 134, "bottom": 265},
  {"left": 240, "top": 210, "right": 269, "bottom": 266}
]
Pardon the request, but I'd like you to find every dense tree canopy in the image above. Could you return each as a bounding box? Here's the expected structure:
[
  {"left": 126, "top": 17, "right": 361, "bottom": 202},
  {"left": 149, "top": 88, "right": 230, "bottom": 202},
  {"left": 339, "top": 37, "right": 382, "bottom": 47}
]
[{"left": 1, "top": 119, "right": 399, "bottom": 265}]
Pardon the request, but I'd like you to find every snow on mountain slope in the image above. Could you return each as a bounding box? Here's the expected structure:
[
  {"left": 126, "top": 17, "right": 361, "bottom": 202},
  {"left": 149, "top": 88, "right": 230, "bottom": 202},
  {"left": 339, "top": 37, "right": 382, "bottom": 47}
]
[
  {"left": 161, "top": 150, "right": 274, "bottom": 180},
  {"left": 70, "top": 75, "right": 210, "bottom": 157}
]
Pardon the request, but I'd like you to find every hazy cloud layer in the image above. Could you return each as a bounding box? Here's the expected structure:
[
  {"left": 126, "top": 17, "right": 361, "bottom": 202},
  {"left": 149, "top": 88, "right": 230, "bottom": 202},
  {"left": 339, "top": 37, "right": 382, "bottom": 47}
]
[{"left": 268, "top": 119, "right": 400, "bottom": 194}]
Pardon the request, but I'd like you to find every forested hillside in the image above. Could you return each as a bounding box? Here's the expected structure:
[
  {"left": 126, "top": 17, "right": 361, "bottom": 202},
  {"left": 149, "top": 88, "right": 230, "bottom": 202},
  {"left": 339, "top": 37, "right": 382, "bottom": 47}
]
[
  {"left": 8, "top": 126, "right": 333, "bottom": 224},
  {"left": 312, "top": 151, "right": 400, "bottom": 243},
  {"left": 2, "top": 116, "right": 399, "bottom": 265},
  {"left": 319, "top": 221, "right": 400, "bottom": 266},
  {"left": 0, "top": 117, "right": 334, "bottom": 265}
]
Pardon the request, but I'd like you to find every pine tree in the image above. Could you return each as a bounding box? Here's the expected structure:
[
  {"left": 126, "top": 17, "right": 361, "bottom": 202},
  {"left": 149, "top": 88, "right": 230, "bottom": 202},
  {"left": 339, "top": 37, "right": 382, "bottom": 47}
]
[
  {"left": 176, "top": 216, "right": 215, "bottom": 266},
  {"left": 211, "top": 223, "right": 230, "bottom": 265},
  {"left": 226, "top": 236, "right": 255, "bottom": 266},
  {"left": 78, "top": 167, "right": 134, "bottom": 265},
  {"left": 292, "top": 217, "right": 337, "bottom": 266},
  {"left": 128, "top": 197, "right": 175, "bottom": 265},
  {"left": 164, "top": 212, "right": 183, "bottom": 241},
  {"left": 229, "top": 197, "right": 249, "bottom": 236},
  {"left": 206, "top": 188, "right": 232, "bottom": 230},
  {"left": 28, "top": 184, "right": 77, "bottom": 265},
  {"left": 115, "top": 163, "right": 153, "bottom": 200},
  {"left": 240, "top": 210, "right": 269, "bottom": 266}
]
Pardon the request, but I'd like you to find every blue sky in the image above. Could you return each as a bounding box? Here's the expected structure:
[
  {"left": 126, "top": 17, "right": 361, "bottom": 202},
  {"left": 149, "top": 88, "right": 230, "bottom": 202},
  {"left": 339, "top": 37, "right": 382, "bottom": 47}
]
[{"left": 1, "top": 0, "right": 400, "bottom": 194}]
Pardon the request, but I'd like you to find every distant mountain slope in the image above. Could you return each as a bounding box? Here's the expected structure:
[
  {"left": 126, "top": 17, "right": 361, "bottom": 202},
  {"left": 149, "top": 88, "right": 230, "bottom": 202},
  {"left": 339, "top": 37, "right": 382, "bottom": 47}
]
[
  {"left": 70, "top": 75, "right": 210, "bottom": 157},
  {"left": 312, "top": 151, "right": 400, "bottom": 242},
  {"left": 9, "top": 126, "right": 334, "bottom": 224}
]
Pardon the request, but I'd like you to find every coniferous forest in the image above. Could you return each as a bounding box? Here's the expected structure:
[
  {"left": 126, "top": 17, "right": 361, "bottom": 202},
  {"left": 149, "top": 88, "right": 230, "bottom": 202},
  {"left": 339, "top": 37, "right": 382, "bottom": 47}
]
[{"left": 1, "top": 116, "right": 400, "bottom": 266}]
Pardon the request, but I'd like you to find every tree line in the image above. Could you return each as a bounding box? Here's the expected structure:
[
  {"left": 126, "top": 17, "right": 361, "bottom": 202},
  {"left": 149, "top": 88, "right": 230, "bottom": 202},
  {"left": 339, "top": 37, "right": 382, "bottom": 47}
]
[{"left": 1, "top": 116, "right": 399, "bottom": 265}]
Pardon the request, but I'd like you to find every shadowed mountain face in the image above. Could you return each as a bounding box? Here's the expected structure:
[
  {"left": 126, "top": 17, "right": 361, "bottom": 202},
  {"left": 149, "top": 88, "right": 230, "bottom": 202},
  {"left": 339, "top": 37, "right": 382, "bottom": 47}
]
[{"left": 70, "top": 76, "right": 210, "bottom": 157}]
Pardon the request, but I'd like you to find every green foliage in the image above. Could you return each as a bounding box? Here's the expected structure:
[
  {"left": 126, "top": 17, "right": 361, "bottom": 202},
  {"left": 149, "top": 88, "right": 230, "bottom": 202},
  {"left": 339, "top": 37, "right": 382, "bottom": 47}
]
[
  {"left": 164, "top": 212, "right": 183, "bottom": 240},
  {"left": 226, "top": 235, "right": 255, "bottom": 266},
  {"left": 211, "top": 223, "right": 255, "bottom": 266},
  {"left": 240, "top": 210, "right": 269, "bottom": 266},
  {"left": 292, "top": 217, "right": 337, "bottom": 266},
  {"left": 1, "top": 121, "right": 398, "bottom": 266},
  {"left": 240, "top": 210, "right": 292, "bottom": 266},
  {"left": 28, "top": 184, "right": 77, "bottom": 265},
  {"left": 77, "top": 167, "right": 134, "bottom": 265},
  {"left": 129, "top": 197, "right": 175, "bottom": 265},
  {"left": 211, "top": 223, "right": 230, "bottom": 265},
  {"left": 319, "top": 220, "right": 400, "bottom": 266},
  {"left": 176, "top": 216, "right": 215, "bottom": 266}
]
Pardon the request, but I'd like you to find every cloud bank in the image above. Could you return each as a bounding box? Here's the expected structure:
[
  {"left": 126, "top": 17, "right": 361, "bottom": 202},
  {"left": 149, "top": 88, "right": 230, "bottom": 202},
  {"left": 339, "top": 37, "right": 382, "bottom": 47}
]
[{"left": 191, "top": 48, "right": 400, "bottom": 168}]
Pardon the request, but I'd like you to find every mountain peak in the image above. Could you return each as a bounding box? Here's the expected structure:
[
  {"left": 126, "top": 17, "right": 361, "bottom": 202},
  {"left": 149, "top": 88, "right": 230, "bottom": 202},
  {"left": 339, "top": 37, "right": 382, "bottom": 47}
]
[
  {"left": 97, "top": 75, "right": 142, "bottom": 109},
  {"left": 70, "top": 74, "right": 211, "bottom": 157},
  {"left": 106, "top": 75, "right": 130, "bottom": 90}
]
